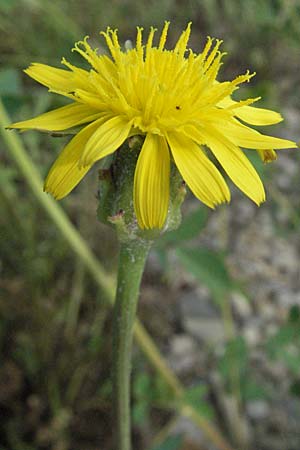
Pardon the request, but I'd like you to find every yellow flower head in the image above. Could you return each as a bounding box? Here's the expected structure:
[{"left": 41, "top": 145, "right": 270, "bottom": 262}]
[{"left": 9, "top": 23, "right": 296, "bottom": 229}]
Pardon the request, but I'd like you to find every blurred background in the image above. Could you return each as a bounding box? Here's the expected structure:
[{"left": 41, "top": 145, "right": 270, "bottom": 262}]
[{"left": 1, "top": 1, "right": 300, "bottom": 449}]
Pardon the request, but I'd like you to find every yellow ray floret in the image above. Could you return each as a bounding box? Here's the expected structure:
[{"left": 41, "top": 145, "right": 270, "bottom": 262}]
[
  {"left": 134, "top": 134, "right": 170, "bottom": 229},
  {"left": 9, "top": 23, "right": 297, "bottom": 229},
  {"left": 8, "top": 103, "right": 103, "bottom": 131}
]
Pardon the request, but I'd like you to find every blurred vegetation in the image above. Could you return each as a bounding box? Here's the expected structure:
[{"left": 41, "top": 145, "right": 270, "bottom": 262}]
[{"left": 1, "top": 0, "right": 300, "bottom": 449}]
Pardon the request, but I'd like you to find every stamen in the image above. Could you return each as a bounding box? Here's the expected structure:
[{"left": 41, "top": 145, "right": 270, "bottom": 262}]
[
  {"left": 205, "top": 51, "right": 226, "bottom": 82},
  {"left": 72, "top": 36, "right": 101, "bottom": 71},
  {"left": 199, "top": 36, "right": 213, "bottom": 63},
  {"left": 203, "top": 39, "right": 223, "bottom": 72},
  {"left": 100, "top": 28, "right": 119, "bottom": 62},
  {"left": 158, "top": 21, "right": 170, "bottom": 51},
  {"left": 136, "top": 27, "right": 144, "bottom": 60},
  {"left": 174, "top": 22, "right": 192, "bottom": 57},
  {"left": 146, "top": 27, "right": 157, "bottom": 56},
  {"left": 111, "top": 29, "right": 120, "bottom": 49},
  {"left": 232, "top": 70, "right": 256, "bottom": 87},
  {"left": 183, "top": 50, "right": 196, "bottom": 83}
]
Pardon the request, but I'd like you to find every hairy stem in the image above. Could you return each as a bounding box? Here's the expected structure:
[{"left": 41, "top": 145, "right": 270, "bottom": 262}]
[{"left": 113, "top": 240, "right": 151, "bottom": 450}]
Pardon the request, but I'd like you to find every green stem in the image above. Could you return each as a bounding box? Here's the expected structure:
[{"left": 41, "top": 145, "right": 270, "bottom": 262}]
[{"left": 113, "top": 240, "right": 151, "bottom": 450}]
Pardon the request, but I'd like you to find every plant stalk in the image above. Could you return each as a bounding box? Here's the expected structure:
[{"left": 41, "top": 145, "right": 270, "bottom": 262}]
[{"left": 113, "top": 240, "right": 151, "bottom": 450}]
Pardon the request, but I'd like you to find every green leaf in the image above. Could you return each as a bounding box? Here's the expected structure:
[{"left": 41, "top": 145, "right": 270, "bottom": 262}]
[
  {"left": 132, "top": 401, "right": 149, "bottom": 425},
  {"left": 0, "top": 166, "right": 18, "bottom": 197},
  {"left": 176, "top": 247, "right": 234, "bottom": 300},
  {"left": 152, "top": 375, "right": 174, "bottom": 405},
  {"left": 13, "top": 334, "right": 40, "bottom": 377},
  {"left": 181, "top": 383, "right": 214, "bottom": 419},
  {"left": 242, "top": 380, "right": 269, "bottom": 401},
  {"left": 184, "top": 383, "right": 208, "bottom": 400},
  {"left": 289, "top": 305, "right": 300, "bottom": 324},
  {"left": 156, "top": 247, "right": 169, "bottom": 271},
  {"left": 266, "top": 305, "right": 300, "bottom": 362},
  {"left": 0, "top": 0, "right": 18, "bottom": 11},
  {"left": 290, "top": 380, "right": 300, "bottom": 397},
  {"left": 0, "top": 68, "right": 23, "bottom": 96},
  {"left": 157, "top": 206, "right": 208, "bottom": 247},
  {"left": 219, "top": 337, "right": 248, "bottom": 380},
  {"left": 150, "top": 435, "right": 183, "bottom": 450},
  {"left": 267, "top": 327, "right": 300, "bottom": 360},
  {"left": 281, "top": 351, "right": 300, "bottom": 376},
  {"left": 132, "top": 372, "right": 152, "bottom": 425},
  {"left": 134, "top": 372, "right": 151, "bottom": 397}
]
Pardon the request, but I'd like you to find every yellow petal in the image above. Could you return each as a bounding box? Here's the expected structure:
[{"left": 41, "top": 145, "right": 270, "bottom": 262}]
[
  {"left": 8, "top": 103, "right": 102, "bottom": 132},
  {"left": 80, "top": 116, "right": 132, "bottom": 167},
  {"left": 166, "top": 131, "right": 230, "bottom": 208},
  {"left": 216, "top": 120, "right": 297, "bottom": 149},
  {"left": 236, "top": 105, "right": 283, "bottom": 125},
  {"left": 44, "top": 118, "right": 107, "bottom": 199},
  {"left": 134, "top": 134, "right": 170, "bottom": 229},
  {"left": 204, "top": 130, "right": 265, "bottom": 205},
  {"left": 218, "top": 96, "right": 283, "bottom": 125},
  {"left": 24, "top": 62, "right": 89, "bottom": 94}
]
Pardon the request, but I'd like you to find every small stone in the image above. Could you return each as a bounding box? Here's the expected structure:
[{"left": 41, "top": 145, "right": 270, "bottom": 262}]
[
  {"left": 183, "top": 317, "right": 225, "bottom": 344},
  {"left": 172, "top": 416, "right": 204, "bottom": 444},
  {"left": 230, "top": 291, "right": 252, "bottom": 320},
  {"left": 234, "top": 200, "right": 256, "bottom": 225},
  {"left": 180, "top": 287, "right": 214, "bottom": 318},
  {"left": 246, "top": 400, "right": 270, "bottom": 420},
  {"left": 272, "top": 239, "right": 299, "bottom": 276},
  {"left": 169, "top": 334, "right": 198, "bottom": 374},
  {"left": 243, "top": 319, "right": 262, "bottom": 346},
  {"left": 258, "top": 301, "right": 276, "bottom": 321}
]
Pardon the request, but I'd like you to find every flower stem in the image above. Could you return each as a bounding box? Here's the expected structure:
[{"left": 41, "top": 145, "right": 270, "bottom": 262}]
[{"left": 113, "top": 239, "right": 152, "bottom": 450}]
